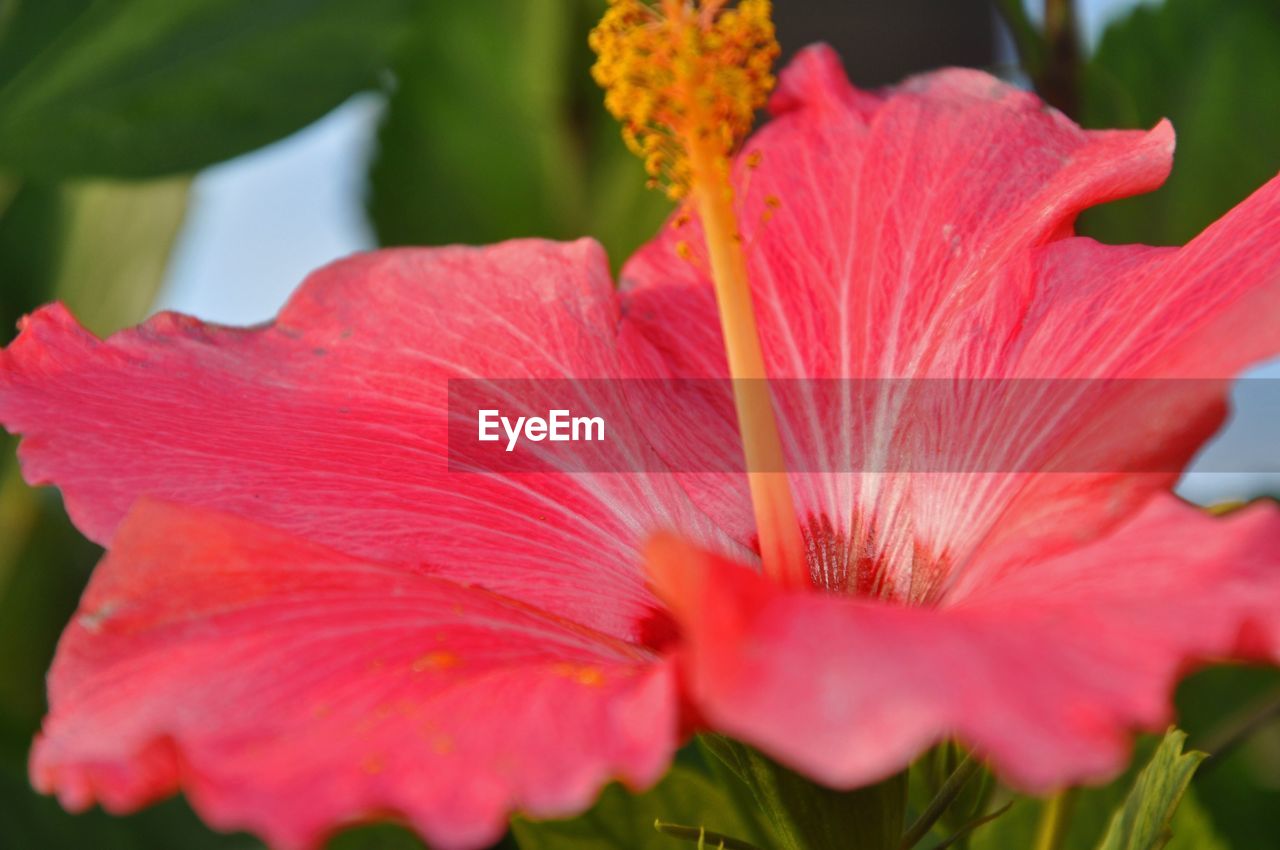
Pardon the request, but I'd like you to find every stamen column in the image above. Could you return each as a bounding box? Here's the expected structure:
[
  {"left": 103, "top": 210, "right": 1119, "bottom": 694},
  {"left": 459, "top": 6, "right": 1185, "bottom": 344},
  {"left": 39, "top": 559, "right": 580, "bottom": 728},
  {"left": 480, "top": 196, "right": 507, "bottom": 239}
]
[
  {"left": 591, "top": 0, "right": 808, "bottom": 587},
  {"left": 685, "top": 138, "right": 807, "bottom": 588}
]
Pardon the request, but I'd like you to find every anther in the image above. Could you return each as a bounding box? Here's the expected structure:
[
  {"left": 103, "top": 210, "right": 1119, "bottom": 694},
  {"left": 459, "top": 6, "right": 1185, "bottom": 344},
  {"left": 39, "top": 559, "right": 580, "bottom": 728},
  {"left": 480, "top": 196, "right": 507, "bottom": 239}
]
[{"left": 590, "top": 0, "right": 779, "bottom": 199}]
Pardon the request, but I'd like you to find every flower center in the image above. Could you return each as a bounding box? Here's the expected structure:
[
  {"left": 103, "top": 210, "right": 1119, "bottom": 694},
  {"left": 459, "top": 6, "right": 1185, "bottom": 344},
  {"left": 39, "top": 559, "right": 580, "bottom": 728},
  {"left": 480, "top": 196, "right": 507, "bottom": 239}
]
[
  {"left": 803, "top": 513, "right": 952, "bottom": 603},
  {"left": 592, "top": 0, "right": 808, "bottom": 589}
]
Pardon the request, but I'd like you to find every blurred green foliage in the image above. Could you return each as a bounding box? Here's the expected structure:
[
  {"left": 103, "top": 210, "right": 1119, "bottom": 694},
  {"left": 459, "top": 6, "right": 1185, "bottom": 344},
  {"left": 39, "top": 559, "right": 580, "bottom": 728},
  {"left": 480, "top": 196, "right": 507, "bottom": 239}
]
[
  {"left": 368, "top": 0, "right": 669, "bottom": 268},
  {"left": 0, "top": 0, "right": 1278, "bottom": 849},
  {"left": 1079, "top": 0, "right": 1280, "bottom": 245},
  {"left": 906, "top": 743, "right": 995, "bottom": 842},
  {"left": 512, "top": 765, "right": 769, "bottom": 850},
  {"left": 971, "top": 732, "right": 1225, "bottom": 850},
  {"left": 700, "top": 736, "right": 907, "bottom": 850},
  {"left": 0, "top": 0, "right": 416, "bottom": 177},
  {"left": 1174, "top": 666, "right": 1280, "bottom": 850}
]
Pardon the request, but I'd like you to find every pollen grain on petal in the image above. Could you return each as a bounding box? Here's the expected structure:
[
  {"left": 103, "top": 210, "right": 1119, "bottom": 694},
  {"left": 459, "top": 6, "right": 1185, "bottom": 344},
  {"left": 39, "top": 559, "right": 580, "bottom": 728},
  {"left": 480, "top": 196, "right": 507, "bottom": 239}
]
[
  {"left": 76, "top": 601, "right": 120, "bottom": 634},
  {"left": 552, "top": 662, "right": 607, "bottom": 687},
  {"left": 411, "top": 650, "right": 461, "bottom": 672}
]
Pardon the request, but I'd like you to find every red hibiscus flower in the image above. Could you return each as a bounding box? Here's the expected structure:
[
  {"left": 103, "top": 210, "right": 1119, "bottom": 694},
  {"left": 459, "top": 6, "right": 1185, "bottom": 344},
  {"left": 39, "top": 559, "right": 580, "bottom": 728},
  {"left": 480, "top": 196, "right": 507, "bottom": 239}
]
[{"left": 2, "top": 5, "right": 1280, "bottom": 850}]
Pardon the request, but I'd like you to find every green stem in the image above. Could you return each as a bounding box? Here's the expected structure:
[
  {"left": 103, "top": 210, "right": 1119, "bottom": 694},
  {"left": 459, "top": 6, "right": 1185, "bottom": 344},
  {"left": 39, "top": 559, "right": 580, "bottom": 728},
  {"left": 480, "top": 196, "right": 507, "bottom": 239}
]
[
  {"left": 1198, "top": 686, "right": 1280, "bottom": 772},
  {"left": 933, "top": 802, "right": 1014, "bottom": 850},
  {"left": 655, "top": 820, "right": 768, "bottom": 850},
  {"left": 699, "top": 735, "right": 906, "bottom": 850},
  {"left": 899, "top": 755, "right": 982, "bottom": 849},
  {"left": 1033, "top": 788, "right": 1077, "bottom": 850},
  {"left": 993, "top": 0, "right": 1081, "bottom": 116},
  {"left": 1040, "top": 0, "right": 1081, "bottom": 116},
  {"left": 0, "top": 454, "right": 40, "bottom": 599}
]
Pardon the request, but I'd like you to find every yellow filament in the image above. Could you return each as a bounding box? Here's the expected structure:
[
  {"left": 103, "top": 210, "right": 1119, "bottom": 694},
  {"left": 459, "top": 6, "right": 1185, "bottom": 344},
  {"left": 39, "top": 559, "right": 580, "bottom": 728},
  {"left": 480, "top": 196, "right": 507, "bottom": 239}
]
[
  {"left": 687, "top": 141, "right": 808, "bottom": 587},
  {"left": 591, "top": 0, "right": 807, "bottom": 587}
]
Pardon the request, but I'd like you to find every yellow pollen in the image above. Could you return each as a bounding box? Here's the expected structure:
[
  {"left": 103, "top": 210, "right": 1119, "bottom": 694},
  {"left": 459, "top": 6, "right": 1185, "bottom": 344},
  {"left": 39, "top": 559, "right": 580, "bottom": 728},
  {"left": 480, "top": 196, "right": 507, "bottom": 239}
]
[
  {"left": 553, "top": 662, "right": 607, "bottom": 687},
  {"left": 590, "top": 0, "right": 779, "bottom": 200},
  {"left": 592, "top": 0, "right": 808, "bottom": 588},
  {"left": 760, "top": 194, "right": 781, "bottom": 222},
  {"left": 412, "top": 650, "right": 460, "bottom": 672}
]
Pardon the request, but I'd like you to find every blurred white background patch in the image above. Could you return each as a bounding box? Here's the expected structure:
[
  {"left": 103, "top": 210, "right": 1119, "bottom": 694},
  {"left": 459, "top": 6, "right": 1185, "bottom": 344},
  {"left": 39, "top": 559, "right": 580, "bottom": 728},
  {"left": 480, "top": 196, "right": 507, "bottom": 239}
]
[{"left": 155, "top": 95, "right": 381, "bottom": 326}]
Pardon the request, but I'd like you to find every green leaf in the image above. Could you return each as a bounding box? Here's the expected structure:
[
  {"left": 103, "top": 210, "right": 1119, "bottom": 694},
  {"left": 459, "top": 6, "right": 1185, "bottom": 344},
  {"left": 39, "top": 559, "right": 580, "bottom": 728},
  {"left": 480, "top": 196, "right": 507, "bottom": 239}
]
[
  {"left": 1094, "top": 729, "right": 1206, "bottom": 850},
  {"left": 47, "top": 177, "right": 190, "bottom": 334},
  {"left": 1174, "top": 665, "right": 1280, "bottom": 850},
  {"left": 0, "top": 0, "right": 415, "bottom": 178},
  {"left": 512, "top": 765, "right": 767, "bottom": 850},
  {"left": 971, "top": 733, "right": 1227, "bottom": 850},
  {"left": 1079, "top": 0, "right": 1280, "bottom": 245},
  {"left": 0, "top": 181, "right": 63, "bottom": 336},
  {"left": 0, "top": 452, "right": 39, "bottom": 604},
  {"left": 700, "top": 736, "right": 904, "bottom": 850},
  {"left": 1162, "top": 790, "right": 1228, "bottom": 850},
  {"left": 906, "top": 743, "right": 993, "bottom": 841},
  {"left": 325, "top": 823, "right": 429, "bottom": 850},
  {"left": 0, "top": 177, "right": 17, "bottom": 219},
  {"left": 0, "top": 174, "right": 187, "bottom": 605},
  {"left": 368, "top": 0, "right": 670, "bottom": 269}
]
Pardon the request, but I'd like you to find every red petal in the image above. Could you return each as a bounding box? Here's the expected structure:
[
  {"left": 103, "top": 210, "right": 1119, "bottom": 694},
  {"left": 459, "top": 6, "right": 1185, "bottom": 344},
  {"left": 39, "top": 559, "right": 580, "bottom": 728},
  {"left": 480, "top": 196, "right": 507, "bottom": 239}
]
[
  {"left": 621, "top": 47, "right": 1280, "bottom": 591},
  {"left": 34, "top": 501, "right": 677, "bottom": 850},
  {"left": 648, "top": 495, "right": 1280, "bottom": 792},
  {"left": 0, "top": 239, "right": 737, "bottom": 640}
]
